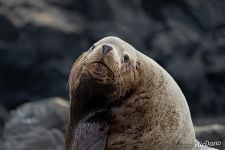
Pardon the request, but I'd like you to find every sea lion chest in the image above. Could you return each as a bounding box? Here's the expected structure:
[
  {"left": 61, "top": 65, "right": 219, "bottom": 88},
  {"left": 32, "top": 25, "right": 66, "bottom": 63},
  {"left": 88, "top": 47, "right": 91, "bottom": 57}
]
[{"left": 71, "top": 112, "right": 109, "bottom": 150}]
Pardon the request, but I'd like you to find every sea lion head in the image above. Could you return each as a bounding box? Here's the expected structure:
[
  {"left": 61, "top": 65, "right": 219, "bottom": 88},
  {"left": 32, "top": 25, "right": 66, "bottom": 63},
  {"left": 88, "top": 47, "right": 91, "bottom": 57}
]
[{"left": 69, "top": 36, "right": 140, "bottom": 114}]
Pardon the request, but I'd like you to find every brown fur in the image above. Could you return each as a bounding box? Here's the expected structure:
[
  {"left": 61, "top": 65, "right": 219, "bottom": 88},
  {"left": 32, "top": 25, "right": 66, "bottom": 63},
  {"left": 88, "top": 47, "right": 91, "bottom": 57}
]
[{"left": 65, "top": 36, "right": 196, "bottom": 150}]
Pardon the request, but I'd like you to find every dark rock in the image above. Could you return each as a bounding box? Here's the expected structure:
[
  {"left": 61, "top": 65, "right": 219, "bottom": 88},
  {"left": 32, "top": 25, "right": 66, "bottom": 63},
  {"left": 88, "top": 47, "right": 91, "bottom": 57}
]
[
  {"left": 150, "top": 4, "right": 200, "bottom": 61},
  {"left": 45, "top": 0, "right": 75, "bottom": 8},
  {"left": 184, "top": 0, "right": 225, "bottom": 29},
  {"left": 161, "top": 4, "right": 200, "bottom": 32},
  {"left": 150, "top": 29, "right": 199, "bottom": 61},
  {"left": 195, "top": 30, "right": 225, "bottom": 116},
  {"left": 0, "top": 0, "right": 86, "bottom": 108},
  {"left": 86, "top": 0, "right": 152, "bottom": 50},
  {"left": 1, "top": 97, "right": 68, "bottom": 150},
  {"left": 0, "top": 0, "right": 85, "bottom": 33},
  {"left": 3, "top": 128, "right": 64, "bottom": 150},
  {"left": 193, "top": 117, "right": 225, "bottom": 126},
  {"left": 0, "top": 104, "right": 8, "bottom": 136},
  {"left": 3, "top": 97, "right": 68, "bottom": 137},
  {"left": 0, "top": 16, "right": 19, "bottom": 42}
]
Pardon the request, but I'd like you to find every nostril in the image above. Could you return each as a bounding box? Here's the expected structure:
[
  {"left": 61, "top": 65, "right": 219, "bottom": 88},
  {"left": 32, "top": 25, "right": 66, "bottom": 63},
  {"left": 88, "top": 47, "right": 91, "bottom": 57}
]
[{"left": 102, "top": 45, "right": 112, "bottom": 54}]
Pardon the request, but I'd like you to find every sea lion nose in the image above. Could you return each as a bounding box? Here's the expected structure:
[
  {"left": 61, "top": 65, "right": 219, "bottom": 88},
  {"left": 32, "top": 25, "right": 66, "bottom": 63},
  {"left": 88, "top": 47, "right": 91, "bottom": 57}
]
[{"left": 102, "top": 45, "right": 112, "bottom": 54}]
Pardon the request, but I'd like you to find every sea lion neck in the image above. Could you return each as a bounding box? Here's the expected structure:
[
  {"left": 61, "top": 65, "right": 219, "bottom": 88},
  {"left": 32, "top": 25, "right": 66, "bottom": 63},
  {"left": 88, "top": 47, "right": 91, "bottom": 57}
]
[{"left": 73, "top": 93, "right": 108, "bottom": 121}]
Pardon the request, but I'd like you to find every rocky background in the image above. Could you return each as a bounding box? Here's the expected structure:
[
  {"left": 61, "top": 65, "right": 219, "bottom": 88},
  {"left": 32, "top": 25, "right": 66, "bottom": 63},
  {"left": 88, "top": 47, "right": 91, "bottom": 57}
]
[{"left": 0, "top": 0, "right": 225, "bottom": 149}]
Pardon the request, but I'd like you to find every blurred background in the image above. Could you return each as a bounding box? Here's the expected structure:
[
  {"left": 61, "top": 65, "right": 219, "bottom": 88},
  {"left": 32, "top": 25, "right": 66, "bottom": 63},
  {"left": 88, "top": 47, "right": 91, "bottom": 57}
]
[{"left": 0, "top": 0, "right": 225, "bottom": 150}]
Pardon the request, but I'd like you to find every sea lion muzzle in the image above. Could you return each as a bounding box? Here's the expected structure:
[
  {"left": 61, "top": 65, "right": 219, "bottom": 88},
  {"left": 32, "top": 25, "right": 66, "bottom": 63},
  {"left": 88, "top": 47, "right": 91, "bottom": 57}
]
[{"left": 81, "top": 61, "right": 114, "bottom": 83}]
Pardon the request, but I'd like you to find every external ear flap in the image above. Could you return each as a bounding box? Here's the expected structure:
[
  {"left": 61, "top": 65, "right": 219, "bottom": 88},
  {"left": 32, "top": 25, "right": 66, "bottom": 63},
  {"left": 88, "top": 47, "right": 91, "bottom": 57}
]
[{"left": 136, "top": 62, "right": 140, "bottom": 70}]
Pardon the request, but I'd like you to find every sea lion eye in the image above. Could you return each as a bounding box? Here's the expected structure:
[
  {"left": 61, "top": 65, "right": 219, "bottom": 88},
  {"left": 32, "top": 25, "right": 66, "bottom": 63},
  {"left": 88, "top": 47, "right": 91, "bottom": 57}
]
[
  {"left": 91, "top": 44, "right": 95, "bottom": 50},
  {"left": 124, "top": 54, "right": 129, "bottom": 62}
]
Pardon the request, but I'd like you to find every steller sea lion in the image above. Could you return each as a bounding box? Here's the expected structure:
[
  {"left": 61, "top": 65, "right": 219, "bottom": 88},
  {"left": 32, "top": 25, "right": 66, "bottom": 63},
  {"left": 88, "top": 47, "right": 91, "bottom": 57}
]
[{"left": 65, "top": 36, "right": 215, "bottom": 150}]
